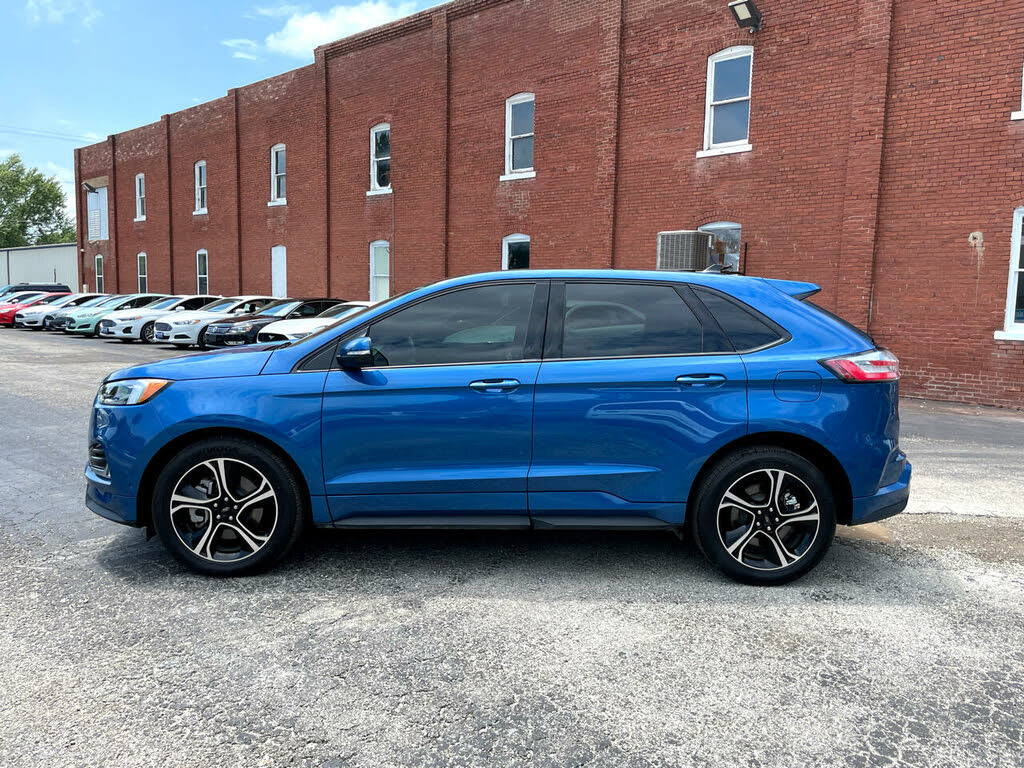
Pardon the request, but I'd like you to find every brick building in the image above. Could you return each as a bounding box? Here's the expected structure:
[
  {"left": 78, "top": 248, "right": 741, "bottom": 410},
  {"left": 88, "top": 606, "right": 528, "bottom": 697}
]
[{"left": 75, "top": 0, "right": 1024, "bottom": 408}]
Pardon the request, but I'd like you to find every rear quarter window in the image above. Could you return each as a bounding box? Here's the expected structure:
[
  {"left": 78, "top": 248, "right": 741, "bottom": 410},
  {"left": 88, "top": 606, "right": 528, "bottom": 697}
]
[{"left": 693, "top": 287, "right": 785, "bottom": 352}]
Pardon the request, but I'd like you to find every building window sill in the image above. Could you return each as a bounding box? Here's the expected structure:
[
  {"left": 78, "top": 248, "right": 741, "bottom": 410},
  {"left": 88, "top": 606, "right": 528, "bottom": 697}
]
[
  {"left": 133, "top": 216, "right": 146, "bottom": 223},
  {"left": 500, "top": 170, "right": 536, "bottom": 182},
  {"left": 193, "top": 209, "right": 208, "bottom": 216},
  {"left": 696, "top": 143, "right": 753, "bottom": 159},
  {"left": 1012, "top": 111, "right": 1024, "bottom": 121},
  {"left": 267, "top": 199, "right": 287, "bottom": 207},
  {"left": 994, "top": 329, "right": 1024, "bottom": 341},
  {"left": 366, "top": 188, "right": 392, "bottom": 197}
]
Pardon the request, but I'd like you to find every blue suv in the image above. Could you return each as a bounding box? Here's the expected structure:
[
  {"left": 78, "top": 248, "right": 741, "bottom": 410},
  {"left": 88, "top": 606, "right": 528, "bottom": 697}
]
[{"left": 86, "top": 270, "right": 910, "bottom": 585}]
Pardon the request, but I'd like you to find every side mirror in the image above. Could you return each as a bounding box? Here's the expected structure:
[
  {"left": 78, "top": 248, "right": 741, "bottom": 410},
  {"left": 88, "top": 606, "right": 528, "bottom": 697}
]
[
  {"left": 337, "top": 336, "right": 374, "bottom": 369},
  {"left": 175, "top": 306, "right": 185, "bottom": 312}
]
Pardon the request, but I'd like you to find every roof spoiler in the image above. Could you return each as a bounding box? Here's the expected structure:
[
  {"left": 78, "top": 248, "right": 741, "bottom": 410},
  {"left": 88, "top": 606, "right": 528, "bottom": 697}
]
[{"left": 762, "top": 278, "right": 821, "bottom": 300}]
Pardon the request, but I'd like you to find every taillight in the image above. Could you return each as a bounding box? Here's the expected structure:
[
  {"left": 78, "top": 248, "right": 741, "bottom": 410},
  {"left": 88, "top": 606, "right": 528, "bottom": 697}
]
[{"left": 820, "top": 349, "right": 899, "bottom": 382}]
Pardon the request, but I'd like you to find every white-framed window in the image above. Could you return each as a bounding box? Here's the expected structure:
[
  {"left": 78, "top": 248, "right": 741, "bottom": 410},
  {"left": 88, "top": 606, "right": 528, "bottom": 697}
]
[
  {"left": 997, "top": 207, "right": 1024, "bottom": 339},
  {"left": 698, "top": 221, "right": 742, "bottom": 271},
  {"left": 698, "top": 46, "right": 753, "bottom": 158},
  {"left": 86, "top": 186, "right": 108, "bottom": 241},
  {"left": 502, "top": 93, "right": 535, "bottom": 180},
  {"left": 95, "top": 255, "right": 104, "bottom": 292},
  {"left": 194, "top": 160, "right": 207, "bottom": 214},
  {"left": 134, "top": 173, "right": 146, "bottom": 221},
  {"left": 269, "top": 144, "right": 286, "bottom": 205},
  {"left": 369, "top": 124, "right": 391, "bottom": 194},
  {"left": 502, "top": 234, "right": 530, "bottom": 270},
  {"left": 369, "top": 240, "right": 390, "bottom": 301},
  {"left": 196, "top": 249, "right": 209, "bottom": 294},
  {"left": 137, "top": 252, "right": 148, "bottom": 292}
]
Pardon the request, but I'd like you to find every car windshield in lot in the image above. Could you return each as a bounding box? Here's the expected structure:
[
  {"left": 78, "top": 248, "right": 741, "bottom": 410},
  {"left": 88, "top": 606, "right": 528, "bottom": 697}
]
[
  {"left": 256, "top": 300, "right": 303, "bottom": 317},
  {"left": 35, "top": 294, "right": 68, "bottom": 305},
  {"left": 200, "top": 299, "right": 239, "bottom": 313},
  {"left": 94, "top": 295, "right": 127, "bottom": 307},
  {"left": 319, "top": 303, "right": 370, "bottom": 319},
  {"left": 142, "top": 296, "right": 185, "bottom": 311}
]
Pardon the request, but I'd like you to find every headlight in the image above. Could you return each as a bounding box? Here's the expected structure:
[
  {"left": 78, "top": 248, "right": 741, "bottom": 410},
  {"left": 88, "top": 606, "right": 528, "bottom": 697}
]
[
  {"left": 229, "top": 323, "right": 254, "bottom": 332},
  {"left": 121, "top": 315, "right": 143, "bottom": 322},
  {"left": 97, "top": 379, "right": 171, "bottom": 406},
  {"left": 172, "top": 318, "right": 204, "bottom": 325},
  {"left": 291, "top": 332, "right": 311, "bottom": 339}
]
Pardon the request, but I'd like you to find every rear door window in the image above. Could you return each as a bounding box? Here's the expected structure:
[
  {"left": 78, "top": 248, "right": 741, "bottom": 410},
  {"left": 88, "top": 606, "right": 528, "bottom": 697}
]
[
  {"left": 692, "top": 287, "right": 784, "bottom": 351},
  {"left": 559, "top": 282, "right": 704, "bottom": 358}
]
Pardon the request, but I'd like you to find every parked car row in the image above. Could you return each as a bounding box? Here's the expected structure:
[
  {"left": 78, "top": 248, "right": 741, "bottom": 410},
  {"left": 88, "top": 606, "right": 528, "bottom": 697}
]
[{"left": 2, "top": 286, "right": 375, "bottom": 349}]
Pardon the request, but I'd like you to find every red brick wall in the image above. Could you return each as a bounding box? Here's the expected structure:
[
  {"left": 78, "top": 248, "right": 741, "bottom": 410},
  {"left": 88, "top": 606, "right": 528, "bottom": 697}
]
[
  {"left": 870, "top": 0, "right": 1024, "bottom": 408},
  {"left": 73, "top": 0, "right": 1024, "bottom": 408}
]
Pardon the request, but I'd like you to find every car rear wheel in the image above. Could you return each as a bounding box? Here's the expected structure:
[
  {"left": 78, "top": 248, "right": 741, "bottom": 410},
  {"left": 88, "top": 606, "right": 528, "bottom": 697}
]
[
  {"left": 690, "top": 447, "right": 836, "bottom": 586},
  {"left": 140, "top": 322, "right": 155, "bottom": 344},
  {"left": 151, "top": 437, "right": 307, "bottom": 576}
]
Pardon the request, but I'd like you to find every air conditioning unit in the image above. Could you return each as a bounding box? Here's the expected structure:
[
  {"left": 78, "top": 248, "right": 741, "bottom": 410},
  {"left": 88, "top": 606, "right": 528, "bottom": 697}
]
[{"left": 656, "top": 230, "right": 713, "bottom": 271}]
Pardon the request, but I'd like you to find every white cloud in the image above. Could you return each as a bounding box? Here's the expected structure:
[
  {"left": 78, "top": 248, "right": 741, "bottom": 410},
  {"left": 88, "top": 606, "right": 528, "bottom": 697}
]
[
  {"left": 249, "top": 3, "right": 304, "bottom": 17},
  {"left": 222, "top": 38, "right": 261, "bottom": 61},
  {"left": 264, "top": 1, "right": 418, "bottom": 59},
  {"left": 24, "top": 0, "right": 101, "bottom": 28}
]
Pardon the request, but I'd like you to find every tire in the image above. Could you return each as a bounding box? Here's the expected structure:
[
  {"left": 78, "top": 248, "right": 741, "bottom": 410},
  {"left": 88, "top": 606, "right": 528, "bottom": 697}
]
[
  {"left": 197, "top": 328, "right": 208, "bottom": 349},
  {"left": 151, "top": 437, "right": 307, "bottom": 576},
  {"left": 140, "top": 322, "right": 155, "bottom": 344},
  {"left": 690, "top": 447, "right": 836, "bottom": 586}
]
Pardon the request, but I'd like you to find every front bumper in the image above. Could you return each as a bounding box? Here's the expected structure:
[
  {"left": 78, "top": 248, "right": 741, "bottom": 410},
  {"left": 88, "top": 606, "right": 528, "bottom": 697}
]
[
  {"left": 204, "top": 329, "right": 257, "bottom": 347},
  {"left": 19, "top": 314, "right": 44, "bottom": 327},
  {"left": 154, "top": 323, "right": 202, "bottom": 344},
  {"left": 849, "top": 461, "right": 912, "bottom": 525},
  {"left": 68, "top": 318, "right": 99, "bottom": 333},
  {"left": 85, "top": 465, "right": 141, "bottom": 526},
  {"left": 100, "top": 321, "right": 137, "bottom": 338}
]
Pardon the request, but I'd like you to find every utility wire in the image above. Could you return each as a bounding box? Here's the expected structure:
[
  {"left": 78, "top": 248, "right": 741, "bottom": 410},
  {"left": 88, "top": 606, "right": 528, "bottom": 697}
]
[{"left": 0, "top": 124, "right": 100, "bottom": 143}]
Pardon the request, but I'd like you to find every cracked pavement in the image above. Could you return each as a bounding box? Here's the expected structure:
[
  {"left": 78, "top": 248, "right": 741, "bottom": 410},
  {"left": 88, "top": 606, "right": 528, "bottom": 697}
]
[{"left": 0, "top": 330, "right": 1022, "bottom": 767}]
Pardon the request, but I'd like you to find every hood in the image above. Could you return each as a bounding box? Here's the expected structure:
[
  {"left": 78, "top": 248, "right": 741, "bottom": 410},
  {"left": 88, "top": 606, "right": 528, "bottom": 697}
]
[
  {"left": 261, "top": 317, "right": 337, "bottom": 334},
  {"left": 206, "top": 312, "right": 279, "bottom": 327},
  {"left": 106, "top": 345, "right": 275, "bottom": 383}
]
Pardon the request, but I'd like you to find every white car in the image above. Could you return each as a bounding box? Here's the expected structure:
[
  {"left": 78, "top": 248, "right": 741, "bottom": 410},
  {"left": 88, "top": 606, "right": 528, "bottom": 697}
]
[
  {"left": 98, "top": 294, "right": 220, "bottom": 343},
  {"left": 256, "top": 301, "right": 374, "bottom": 343},
  {"left": 153, "top": 296, "right": 277, "bottom": 348},
  {"left": 14, "top": 293, "right": 104, "bottom": 328}
]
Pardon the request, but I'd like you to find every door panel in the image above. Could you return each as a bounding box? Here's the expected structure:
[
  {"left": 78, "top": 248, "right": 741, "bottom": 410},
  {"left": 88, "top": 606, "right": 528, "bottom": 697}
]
[
  {"left": 322, "top": 362, "right": 539, "bottom": 518},
  {"left": 528, "top": 356, "right": 747, "bottom": 523}
]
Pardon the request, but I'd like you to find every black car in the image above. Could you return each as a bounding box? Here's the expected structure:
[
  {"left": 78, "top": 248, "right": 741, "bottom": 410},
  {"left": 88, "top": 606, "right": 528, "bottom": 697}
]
[
  {"left": 0, "top": 282, "right": 72, "bottom": 298},
  {"left": 203, "top": 298, "right": 344, "bottom": 347}
]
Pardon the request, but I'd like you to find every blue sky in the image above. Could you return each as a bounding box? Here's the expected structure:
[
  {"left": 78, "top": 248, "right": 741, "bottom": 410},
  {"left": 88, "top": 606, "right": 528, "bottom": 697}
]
[{"left": 0, "top": 0, "right": 434, "bottom": 220}]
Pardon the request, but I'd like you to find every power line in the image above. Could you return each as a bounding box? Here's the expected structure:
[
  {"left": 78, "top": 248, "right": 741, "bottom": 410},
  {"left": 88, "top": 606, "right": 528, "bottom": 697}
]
[{"left": 0, "top": 124, "right": 100, "bottom": 143}]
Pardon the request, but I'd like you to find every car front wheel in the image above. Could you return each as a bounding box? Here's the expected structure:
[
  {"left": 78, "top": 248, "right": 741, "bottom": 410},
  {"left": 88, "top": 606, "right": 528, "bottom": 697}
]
[
  {"left": 140, "top": 322, "right": 155, "bottom": 344},
  {"left": 691, "top": 447, "right": 836, "bottom": 586},
  {"left": 151, "top": 437, "right": 307, "bottom": 576}
]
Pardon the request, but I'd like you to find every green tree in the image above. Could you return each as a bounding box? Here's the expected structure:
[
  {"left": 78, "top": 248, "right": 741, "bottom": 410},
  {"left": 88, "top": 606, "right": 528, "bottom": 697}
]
[{"left": 0, "top": 154, "right": 76, "bottom": 247}]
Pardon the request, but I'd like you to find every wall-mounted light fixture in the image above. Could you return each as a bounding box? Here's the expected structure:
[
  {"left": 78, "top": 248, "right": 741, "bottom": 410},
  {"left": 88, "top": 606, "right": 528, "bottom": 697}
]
[
  {"left": 81, "top": 182, "right": 97, "bottom": 193},
  {"left": 728, "top": 0, "right": 763, "bottom": 32}
]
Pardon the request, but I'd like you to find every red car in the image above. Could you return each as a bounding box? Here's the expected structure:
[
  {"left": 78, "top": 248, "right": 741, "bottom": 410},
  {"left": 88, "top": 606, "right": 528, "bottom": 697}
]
[{"left": 0, "top": 292, "right": 70, "bottom": 326}]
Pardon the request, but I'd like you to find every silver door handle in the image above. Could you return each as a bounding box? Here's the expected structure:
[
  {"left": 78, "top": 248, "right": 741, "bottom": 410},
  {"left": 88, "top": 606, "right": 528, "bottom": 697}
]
[
  {"left": 676, "top": 374, "right": 727, "bottom": 388},
  {"left": 469, "top": 378, "right": 521, "bottom": 392}
]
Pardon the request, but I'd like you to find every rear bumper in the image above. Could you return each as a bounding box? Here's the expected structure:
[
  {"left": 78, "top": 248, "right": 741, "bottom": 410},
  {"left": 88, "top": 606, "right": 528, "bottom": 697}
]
[{"left": 849, "top": 461, "right": 911, "bottom": 525}]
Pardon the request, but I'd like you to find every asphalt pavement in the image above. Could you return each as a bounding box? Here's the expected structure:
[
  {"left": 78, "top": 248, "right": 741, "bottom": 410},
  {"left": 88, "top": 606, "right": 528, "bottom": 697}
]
[{"left": 0, "top": 328, "right": 1022, "bottom": 768}]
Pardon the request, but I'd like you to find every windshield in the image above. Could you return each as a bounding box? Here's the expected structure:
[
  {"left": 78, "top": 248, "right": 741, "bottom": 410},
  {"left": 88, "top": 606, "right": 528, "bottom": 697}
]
[
  {"left": 76, "top": 296, "right": 109, "bottom": 308},
  {"left": 144, "top": 296, "right": 184, "bottom": 310},
  {"left": 95, "top": 295, "right": 127, "bottom": 307},
  {"left": 36, "top": 294, "right": 67, "bottom": 305},
  {"left": 255, "top": 300, "right": 302, "bottom": 317},
  {"left": 320, "top": 303, "right": 369, "bottom": 319},
  {"left": 202, "top": 299, "right": 237, "bottom": 313},
  {"left": 3, "top": 292, "right": 42, "bottom": 304}
]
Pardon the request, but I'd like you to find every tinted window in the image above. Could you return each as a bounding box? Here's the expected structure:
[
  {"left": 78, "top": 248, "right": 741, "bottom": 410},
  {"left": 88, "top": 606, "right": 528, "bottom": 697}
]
[
  {"left": 561, "top": 283, "right": 703, "bottom": 358},
  {"left": 368, "top": 283, "right": 536, "bottom": 366},
  {"left": 694, "top": 288, "right": 782, "bottom": 351},
  {"left": 183, "top": 297, "right": 213, "bottom": 310}
]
